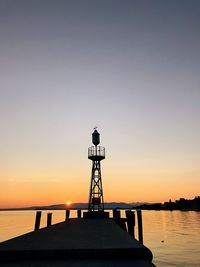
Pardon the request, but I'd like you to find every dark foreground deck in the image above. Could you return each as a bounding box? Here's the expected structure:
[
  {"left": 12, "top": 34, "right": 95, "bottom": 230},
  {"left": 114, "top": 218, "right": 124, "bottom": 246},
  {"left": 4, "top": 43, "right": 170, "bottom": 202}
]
[{"left": 0, "top": 218, "right": 155, "bottom": 266}]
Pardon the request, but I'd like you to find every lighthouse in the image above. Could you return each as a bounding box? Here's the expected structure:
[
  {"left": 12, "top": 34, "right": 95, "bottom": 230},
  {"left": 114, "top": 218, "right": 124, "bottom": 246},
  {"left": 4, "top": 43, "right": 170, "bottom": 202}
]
[{"left": 88, "top": 128, "right": 105, "bottom": 211}]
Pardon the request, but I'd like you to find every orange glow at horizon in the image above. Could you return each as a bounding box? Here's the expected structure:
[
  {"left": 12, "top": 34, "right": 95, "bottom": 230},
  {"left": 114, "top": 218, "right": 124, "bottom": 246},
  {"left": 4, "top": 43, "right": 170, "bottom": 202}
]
[
  {"left": 0, "top": 163, "right": 199, "bottom": 209},
  {"left": 0, "top": 127, "right": 199, "bottom": 209}
]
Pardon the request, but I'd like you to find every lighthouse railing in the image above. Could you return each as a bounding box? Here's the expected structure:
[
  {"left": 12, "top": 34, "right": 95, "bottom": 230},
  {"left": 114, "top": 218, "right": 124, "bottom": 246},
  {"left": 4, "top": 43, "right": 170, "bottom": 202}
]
[{"left": 88, "top": 146, "right": 105, "bottom": 158}]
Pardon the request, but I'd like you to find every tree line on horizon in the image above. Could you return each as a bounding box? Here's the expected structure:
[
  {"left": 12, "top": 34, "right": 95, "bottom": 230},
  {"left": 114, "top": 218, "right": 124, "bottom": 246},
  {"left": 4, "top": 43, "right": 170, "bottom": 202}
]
[{"left": 135, "top": 196, "right": 200, "bottom": 211}]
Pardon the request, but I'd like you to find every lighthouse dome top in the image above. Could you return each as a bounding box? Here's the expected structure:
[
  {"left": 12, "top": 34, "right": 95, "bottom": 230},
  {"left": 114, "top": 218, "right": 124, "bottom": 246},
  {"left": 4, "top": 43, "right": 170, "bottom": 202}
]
[{"left": 92, "top": 128, "right": 100, "bottom": 146}]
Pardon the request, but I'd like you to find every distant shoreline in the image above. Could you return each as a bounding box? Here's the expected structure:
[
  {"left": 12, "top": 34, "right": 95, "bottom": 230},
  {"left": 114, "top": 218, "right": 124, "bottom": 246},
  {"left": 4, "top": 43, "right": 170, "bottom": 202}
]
[
  {"left": 1, "top": 197, "right": 199, "bottom": 211},
  {"left": 0, "top": 208, "right": 199, "bottom": 212}
]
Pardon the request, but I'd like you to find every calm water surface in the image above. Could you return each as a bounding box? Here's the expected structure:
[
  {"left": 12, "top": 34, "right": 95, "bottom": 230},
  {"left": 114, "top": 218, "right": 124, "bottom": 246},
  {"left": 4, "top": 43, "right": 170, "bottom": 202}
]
[{"left": 0, "top": 210, "right": 199, "bottom": 267}]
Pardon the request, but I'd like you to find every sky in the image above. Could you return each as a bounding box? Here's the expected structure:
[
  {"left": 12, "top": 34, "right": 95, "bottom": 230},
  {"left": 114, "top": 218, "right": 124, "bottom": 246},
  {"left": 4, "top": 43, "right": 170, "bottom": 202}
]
[{"left": 0, "top": 0, "right": 200, "bottom": 208}]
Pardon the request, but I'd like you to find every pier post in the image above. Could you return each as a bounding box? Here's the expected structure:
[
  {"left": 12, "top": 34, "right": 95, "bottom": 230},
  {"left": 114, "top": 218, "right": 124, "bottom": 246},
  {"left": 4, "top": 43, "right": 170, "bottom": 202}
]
[
  {"left": 47, "top": 213, "right": 52, "bottom": 227},
  {"left": 113, "top": 209, "right": 121, "bottom": 220},
  {"left": 65, "top": 209, "right": 70, "bottom": 221},
  {"left": 125, "top": 210, "right": 135, "bottom": 237},
  {"left": 137, "top": 210, "right": 143, "bottom": 244},
  {"left": 113, "top": 209, "right": 127, "bottom": 231},
  {"left": 77, "top": 209, "right": 81, "bottom": 218},
  {"left": 34, "top": 211, "right": 41, "bottom": 231}
]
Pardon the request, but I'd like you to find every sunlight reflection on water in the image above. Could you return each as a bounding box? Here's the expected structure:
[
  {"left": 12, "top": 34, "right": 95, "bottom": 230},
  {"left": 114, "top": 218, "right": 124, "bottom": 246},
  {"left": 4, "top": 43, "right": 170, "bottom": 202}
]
[
  {"left": 0, "top": 210, "right": 199, "bottom": 266},
  {"left": 141, "top": 211, "right": 200, "bottom": 267}
]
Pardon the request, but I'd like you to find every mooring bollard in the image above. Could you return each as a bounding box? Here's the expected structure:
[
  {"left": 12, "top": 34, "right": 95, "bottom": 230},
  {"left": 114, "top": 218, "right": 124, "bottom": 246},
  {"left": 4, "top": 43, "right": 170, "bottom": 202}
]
[
  {"left": 125, "top": 210, "right": 135, "bottom": 237},
  {"left": 77, "top": 209, "right": 81, "bottom": 218},
  {"left": 34, "top": 211, "right": 42, "bottom": 231},
  {"left": 137, "top": 210, "right": 143, "bottom": 244},
  {"left": 65, "top": 209, "right": 70, "bottom": 221},
  {"left": 47, "top": 213, "right": 52, "bottom": 227}
]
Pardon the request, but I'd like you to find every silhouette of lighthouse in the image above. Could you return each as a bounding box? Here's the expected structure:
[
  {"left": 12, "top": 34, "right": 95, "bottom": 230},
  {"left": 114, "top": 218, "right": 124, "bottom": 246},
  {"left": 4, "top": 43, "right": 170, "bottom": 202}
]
[{"left": 88, "top": 128, "right": 105, "bottom": 211}]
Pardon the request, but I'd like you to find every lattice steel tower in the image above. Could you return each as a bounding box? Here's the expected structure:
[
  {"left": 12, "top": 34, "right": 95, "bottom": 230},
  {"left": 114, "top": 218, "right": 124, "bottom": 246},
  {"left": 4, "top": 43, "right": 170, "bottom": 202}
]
[{"left": 88, "top": 128, "right": 105, "bottom": 211}]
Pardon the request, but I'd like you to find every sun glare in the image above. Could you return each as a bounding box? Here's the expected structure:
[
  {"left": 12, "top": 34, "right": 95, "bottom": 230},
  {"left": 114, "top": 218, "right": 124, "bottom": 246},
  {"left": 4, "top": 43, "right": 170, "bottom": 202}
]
[{"left": 66, "top": 201, "right": 71, "bottom": 206}]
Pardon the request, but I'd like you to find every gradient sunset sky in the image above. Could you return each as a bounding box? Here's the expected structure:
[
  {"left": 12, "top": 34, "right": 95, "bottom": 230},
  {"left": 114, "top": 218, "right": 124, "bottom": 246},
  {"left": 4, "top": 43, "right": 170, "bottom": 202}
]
[{"left": 0, "top": 0, "right": 200, "bottom": 208}]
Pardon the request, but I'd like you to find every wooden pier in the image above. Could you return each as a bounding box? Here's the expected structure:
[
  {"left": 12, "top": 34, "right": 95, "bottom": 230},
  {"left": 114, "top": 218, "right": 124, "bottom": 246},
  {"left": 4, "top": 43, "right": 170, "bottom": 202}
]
[{"left": 0, "top": 210, "right": 155, "bottom": 266}]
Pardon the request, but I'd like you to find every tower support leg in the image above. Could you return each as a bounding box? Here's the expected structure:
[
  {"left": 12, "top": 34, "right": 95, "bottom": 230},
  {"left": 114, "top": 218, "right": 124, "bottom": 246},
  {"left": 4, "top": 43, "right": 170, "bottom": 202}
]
[{"left": 88, "top": 161, "right": 104, "bottom": 211}]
